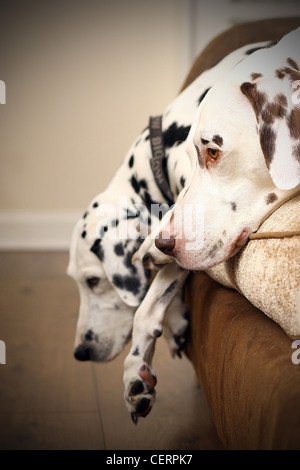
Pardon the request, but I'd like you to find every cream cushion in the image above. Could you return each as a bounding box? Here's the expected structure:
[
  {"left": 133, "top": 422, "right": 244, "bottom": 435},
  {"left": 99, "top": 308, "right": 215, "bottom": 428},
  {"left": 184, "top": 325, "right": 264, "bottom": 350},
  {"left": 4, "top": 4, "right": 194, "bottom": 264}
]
[{"left": 206, "top": 195, "right": 300, "bottom": 337}]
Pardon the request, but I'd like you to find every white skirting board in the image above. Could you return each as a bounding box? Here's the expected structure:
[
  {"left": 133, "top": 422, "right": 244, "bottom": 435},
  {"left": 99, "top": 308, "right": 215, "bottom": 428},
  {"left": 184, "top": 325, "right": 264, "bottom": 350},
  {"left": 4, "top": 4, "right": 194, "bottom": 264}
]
[{"left": 0, "top": 212, "right": 81, "bottom": 250}]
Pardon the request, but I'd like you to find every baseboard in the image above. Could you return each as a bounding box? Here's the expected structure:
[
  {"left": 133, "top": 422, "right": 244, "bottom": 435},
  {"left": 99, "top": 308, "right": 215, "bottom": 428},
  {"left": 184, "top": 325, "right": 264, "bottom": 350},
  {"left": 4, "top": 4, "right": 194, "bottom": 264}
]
[{"left": 0, "top": 212, "right": 81, "bottom": 250}]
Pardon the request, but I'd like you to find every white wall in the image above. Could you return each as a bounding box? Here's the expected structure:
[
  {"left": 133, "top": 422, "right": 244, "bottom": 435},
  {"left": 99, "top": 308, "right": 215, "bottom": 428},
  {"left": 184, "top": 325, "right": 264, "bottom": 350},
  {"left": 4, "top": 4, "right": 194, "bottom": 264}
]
[
  {"left": 0, "top": 0, "right": 190, "bottom": 248},
  {"left": 190, "top": 0, "right": 300, "bottom": 62}
]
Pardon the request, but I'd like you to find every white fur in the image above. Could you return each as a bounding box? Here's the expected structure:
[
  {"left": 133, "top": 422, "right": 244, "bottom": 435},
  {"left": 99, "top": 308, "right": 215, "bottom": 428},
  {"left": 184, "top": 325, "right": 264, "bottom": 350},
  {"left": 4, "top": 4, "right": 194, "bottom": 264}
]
[{"left": 123, "top": 29, "right": 300, "bottom": 422}]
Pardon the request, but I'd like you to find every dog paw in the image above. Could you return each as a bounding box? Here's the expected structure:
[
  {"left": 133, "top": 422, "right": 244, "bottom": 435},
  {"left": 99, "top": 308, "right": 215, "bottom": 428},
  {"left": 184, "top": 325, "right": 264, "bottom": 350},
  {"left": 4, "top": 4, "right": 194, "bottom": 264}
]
[{"left": 124, "top": 361, "right": 157, "bottom": 424}]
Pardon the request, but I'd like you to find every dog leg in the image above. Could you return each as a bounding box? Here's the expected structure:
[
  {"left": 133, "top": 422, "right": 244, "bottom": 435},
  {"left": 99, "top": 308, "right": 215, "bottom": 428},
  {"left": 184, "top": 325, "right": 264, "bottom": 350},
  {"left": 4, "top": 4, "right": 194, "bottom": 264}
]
[
  {"left": 123, "top": 263, "right": 188, "bottom": 423},
  {"left": 132, "top": 204, "right": 177, "bottom": 268}
]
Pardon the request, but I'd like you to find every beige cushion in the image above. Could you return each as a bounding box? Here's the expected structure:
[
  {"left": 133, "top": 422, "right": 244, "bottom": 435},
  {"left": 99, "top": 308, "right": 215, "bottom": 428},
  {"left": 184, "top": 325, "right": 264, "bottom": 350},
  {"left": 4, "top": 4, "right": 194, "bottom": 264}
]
[{"left": 207, "top": 195, "right": 300, "bottom": 337}]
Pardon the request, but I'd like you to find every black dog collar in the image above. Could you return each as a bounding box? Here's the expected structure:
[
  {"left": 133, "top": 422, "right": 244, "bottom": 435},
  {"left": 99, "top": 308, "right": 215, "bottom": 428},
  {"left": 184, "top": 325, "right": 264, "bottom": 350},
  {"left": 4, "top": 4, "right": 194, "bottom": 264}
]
[{"left": 149, "top": 115, "right": 174, "bottom": 205}]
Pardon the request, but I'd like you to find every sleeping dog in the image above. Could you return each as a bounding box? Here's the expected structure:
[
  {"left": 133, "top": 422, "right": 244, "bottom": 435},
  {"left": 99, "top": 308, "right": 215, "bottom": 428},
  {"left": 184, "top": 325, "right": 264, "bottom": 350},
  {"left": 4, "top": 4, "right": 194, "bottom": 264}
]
[
  {"left": 67, "top": 40, "right": 264, "bottom": 365},
  {"left": 123, "top": 27, "right": 300, "bottom": 423},
  {"left": 68, "top": 29, "right": 299, "bottom": 423}
]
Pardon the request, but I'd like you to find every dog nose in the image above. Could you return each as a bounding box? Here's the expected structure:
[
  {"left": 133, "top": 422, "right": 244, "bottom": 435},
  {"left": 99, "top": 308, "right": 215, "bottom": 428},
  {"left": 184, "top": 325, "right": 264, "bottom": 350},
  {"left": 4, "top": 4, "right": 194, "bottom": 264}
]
[
  {"left": 155, "top": 233, "right": 175, "bottom": 255},
  {"left": 74, "top": 344, "right": 91, "bottom": 361}
]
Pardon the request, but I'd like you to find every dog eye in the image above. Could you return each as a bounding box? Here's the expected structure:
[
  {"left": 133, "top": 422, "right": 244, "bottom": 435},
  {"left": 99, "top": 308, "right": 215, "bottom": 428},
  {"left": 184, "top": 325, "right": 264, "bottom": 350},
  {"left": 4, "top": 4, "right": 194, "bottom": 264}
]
[
  {"left": 86, "top": 277, "right": 100, "bottom": 288},
  {"left": 208, "top": 148, "right": 220, "bottom": 160}
]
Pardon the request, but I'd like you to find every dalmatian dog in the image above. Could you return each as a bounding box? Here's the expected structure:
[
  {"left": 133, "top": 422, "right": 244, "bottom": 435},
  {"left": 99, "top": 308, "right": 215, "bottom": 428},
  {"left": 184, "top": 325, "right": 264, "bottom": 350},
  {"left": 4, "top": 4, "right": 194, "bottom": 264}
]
[
  {"left": 67, "top": 146, "right": 189, "bottom": 362},
  {"left": 66, "top": 68, "right": 195, "bottom": 361},
  {"left": 67, "top": 39, "right": 270, "bottom": 367},
  {"left": 123, "top": 27, "right": 300, "bottom": 423}
]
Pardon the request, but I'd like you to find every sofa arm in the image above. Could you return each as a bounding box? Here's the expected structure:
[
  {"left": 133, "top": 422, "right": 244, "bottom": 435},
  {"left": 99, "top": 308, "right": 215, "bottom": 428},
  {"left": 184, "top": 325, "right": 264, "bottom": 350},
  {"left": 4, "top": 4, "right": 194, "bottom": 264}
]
[{"left": 184, "top": 272, "right": 300, "bottom": 449}]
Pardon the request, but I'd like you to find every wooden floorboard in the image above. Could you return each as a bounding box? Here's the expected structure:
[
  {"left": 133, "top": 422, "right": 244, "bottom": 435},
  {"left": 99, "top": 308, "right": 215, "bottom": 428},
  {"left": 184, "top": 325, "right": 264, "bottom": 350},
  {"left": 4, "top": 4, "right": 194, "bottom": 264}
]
[
  {"left": 0, "top": 412, "right": 105, "bottom": 450},
  {"left": 94, "top": 342, "right": 222, "bottom": 450},
  {"left": 0, "top": 251, "right": 223, "bottom": 450}
]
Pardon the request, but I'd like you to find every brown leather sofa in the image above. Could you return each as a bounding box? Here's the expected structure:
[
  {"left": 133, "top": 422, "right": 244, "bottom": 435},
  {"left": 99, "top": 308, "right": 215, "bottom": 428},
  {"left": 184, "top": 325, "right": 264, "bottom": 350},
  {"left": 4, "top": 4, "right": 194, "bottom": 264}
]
[{"left": 181, "top": 18, "right": 300, "bottom": 450}]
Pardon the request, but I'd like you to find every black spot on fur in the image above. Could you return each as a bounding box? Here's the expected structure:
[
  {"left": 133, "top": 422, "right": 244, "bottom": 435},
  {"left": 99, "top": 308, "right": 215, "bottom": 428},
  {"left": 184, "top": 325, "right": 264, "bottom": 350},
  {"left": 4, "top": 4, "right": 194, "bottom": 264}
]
[
  {"left": 124, "top": 276, "right": 141, "bottom": 294},
  {"left": 132, "top": 347, "right": 139, "bottom": 356},
  {"left": 174, "top": 334, "right": 184, "bottom": 346},
  {"left": 287, "top": 57, "right": 300, "bottom": 71},
  {"left": 230, "top": 201, "right": 237, "bottom": 211},
  {"left": 136, "top": 397, "right": 151, "bottom": 414},
  {"left": 114, "top": 243, "right": 124, "bottom": 256},
  {"left": 201, "top": 138, "right": 209, "bottom": 145},
  {"left": 98, "top": 225, "right": 108, "bottom": 238},
  {"left": 142, "top": 191, "right": 161, "bottom": 214},
  {"left": 208, "top": 239, "right": 224, "bottom": 258},
  {"left": 163, "top": 123, "right": 191, "bottom": 148},
  {"left": 112, "top": 274, "right": 141, "bottom": 295},
  {"left": 85, "top": 330, "right": 93, "bottom": 341},
  {"left": 90, "top": 239, "right": 104, "bottom": 262},
  {"left": 198, "top": 87, "right": 211, "bottom": 106},
  {"left": 251, "top": 72, "right": 263, "bottom": 81},
  {"left": 212, "top": 135, "right": 223, "bottom": 147},
  {"left": 83, "top": 211, "right": 88, "bottom": 219},
  {"left": 92, "top": 201, "right": 99, "bottom": 208},
  {"left": 112, "top": 274, "right": 123, "bottom": 290},
  {"left": 130, "top": 380, "right": 144, "bottom": 395},
  {"left": 161, "top": 280, "right": 178, "bottom": 300},
  {"left": 92, "top": 238, "right": 101, "bottom": 247},
  {"left": 180, "top": 176, "right": 186, "bottom": 188},
  {"left": 111, "top": 219, "right": 119, "bottom": 227},
  {"left": 81, "top": 230, "right": 87, "bottom": 238},
  {"left": 129, "top": 155, "right": 134, "bottom": 168},
  {"left": 260, "top": 124, "right": 276, "bottom": 167},
  {"left": 126, "top": 208, "right": 140, "bottom": 220},
  {"left": 144, "top": 197, "right": 169, "bottom": 220},
  {"left": 139, "top": 179, "right": 148, "bottom": 190},
  {"left": 266, "top": 192, "right": 278, "bottom": 204},
  {"left": 130, "top": 174, "right": 140, "bottom": 194},
  {"left": 138, "top": 282, "right": 149, "bottom": 304},
  {"left": 124, "top": 248, "right": 138, "bottom": 274}
]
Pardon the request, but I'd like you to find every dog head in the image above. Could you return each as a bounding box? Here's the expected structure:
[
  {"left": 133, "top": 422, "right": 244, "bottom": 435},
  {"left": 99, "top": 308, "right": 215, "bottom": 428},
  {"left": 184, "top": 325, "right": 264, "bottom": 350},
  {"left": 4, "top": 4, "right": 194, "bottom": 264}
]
[
  {"left": 67, "top": 192, "right": 150, "bottom": 362},
  {"left": 155, "top": 27, "right": 300, "bottom": 270}
]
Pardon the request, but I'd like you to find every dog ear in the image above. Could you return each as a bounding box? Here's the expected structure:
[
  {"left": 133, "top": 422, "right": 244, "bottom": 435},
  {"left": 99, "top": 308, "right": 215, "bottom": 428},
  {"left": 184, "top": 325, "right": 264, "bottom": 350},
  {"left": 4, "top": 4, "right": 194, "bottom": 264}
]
[
  {"left": 91, "top": 236, "right": 150, "bottom": 308},
  {"left": 241, "top": 74, "right": 300, "bottom": 190}
]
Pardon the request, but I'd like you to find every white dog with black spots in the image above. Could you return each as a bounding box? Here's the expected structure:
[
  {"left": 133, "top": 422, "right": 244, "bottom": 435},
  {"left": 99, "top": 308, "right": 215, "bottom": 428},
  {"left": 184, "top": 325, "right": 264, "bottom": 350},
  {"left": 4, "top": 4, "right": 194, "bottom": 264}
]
[{"left": 68, "top": 29, "right": 300, "bottom": 423}]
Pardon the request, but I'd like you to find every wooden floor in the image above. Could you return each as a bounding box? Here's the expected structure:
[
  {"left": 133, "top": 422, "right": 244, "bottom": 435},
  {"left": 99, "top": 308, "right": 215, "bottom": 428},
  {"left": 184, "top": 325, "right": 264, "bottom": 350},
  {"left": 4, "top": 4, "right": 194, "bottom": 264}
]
[{"left": 0, "top": 251, "right": 223, "bottom": 450}]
